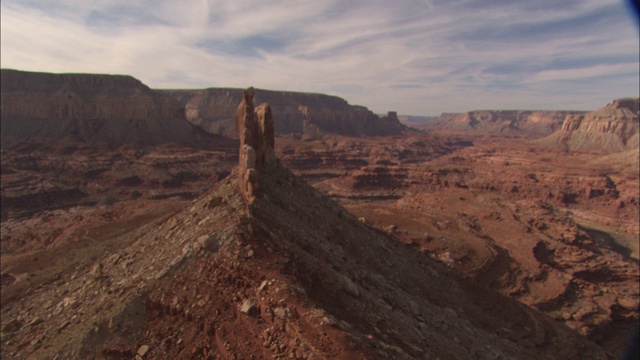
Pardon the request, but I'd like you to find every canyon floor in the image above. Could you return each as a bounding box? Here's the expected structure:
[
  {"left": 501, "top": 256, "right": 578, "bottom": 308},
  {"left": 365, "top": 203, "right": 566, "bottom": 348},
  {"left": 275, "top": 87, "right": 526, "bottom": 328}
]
[
  {"left": 278, "top": 132, "right": 639, "bottom": 351},
  {"left": 1, "top": 131, "right": 638, "bottom": 358}
]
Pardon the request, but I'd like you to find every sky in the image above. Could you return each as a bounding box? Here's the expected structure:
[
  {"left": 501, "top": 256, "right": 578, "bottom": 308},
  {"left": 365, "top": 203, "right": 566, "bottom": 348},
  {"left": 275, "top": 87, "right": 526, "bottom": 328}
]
[{"left": 1, "top": 0, "right": 639, "bottom": 115}]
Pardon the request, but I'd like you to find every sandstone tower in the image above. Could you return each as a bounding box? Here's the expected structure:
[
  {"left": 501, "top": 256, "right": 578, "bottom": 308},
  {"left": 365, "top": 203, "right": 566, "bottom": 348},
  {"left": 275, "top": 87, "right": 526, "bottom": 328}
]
[{"left": 235, "top": 87, "right": 275, "bottom": 206}]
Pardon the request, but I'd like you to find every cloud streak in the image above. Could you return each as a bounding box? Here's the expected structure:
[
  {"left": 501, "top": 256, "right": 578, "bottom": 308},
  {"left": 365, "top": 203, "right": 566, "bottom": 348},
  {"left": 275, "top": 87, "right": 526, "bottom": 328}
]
[{"left": 1, "top": 0, "right": 638, "bottom": 115}]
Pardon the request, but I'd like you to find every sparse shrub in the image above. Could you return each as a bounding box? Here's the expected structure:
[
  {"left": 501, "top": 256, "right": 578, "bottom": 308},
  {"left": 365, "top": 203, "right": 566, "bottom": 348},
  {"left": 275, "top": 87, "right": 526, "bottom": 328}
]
[{"left": 101, "top": 196, "right": 117, "bottom": 207}]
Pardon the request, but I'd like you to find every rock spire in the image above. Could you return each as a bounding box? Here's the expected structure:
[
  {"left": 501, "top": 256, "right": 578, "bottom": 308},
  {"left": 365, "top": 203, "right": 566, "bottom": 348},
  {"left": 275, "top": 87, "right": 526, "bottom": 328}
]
[{"left": 235, "top": 87, "right": 275, "bottom": 206}]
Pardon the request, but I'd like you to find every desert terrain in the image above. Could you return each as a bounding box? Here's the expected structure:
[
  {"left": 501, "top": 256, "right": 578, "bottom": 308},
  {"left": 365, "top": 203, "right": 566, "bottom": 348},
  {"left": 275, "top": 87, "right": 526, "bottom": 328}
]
[
  {"left": 277, "top": 131, "right": 639, "bottom": 351},
  {"left": 1, "top": 70, "right": 638, "bottom": 359}
]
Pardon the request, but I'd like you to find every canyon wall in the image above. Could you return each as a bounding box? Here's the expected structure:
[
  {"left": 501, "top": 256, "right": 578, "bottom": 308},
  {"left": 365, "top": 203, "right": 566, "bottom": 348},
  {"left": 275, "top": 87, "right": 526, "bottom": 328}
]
[
  {"left": 1, "top": 69, "right": 405, "bottom": 144},
  {"left": 433, "top": 110, "right": 585, "bottom": 137},
  {"left": 0, "top": 69, "right": 214, "bottom": 148},
  {"left": 539, "top": 98, "right": 639, "bottom": 153},
  {"left": 163, "top": 88, "right": 406, "bottom": 137}
]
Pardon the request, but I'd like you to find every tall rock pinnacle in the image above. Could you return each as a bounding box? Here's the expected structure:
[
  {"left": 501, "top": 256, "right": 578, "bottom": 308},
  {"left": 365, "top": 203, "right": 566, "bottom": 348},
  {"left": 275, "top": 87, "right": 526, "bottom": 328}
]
[{"left": 235, "top": 87, "right": 275, "bottom": 206}]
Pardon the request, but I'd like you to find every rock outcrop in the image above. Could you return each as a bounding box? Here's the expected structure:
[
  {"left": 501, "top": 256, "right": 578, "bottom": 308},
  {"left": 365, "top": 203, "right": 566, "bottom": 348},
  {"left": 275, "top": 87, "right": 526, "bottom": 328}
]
[
  {"left": 538, "top": 98, "right": 639, "bottom": 153},
  {"left": 163, "top": 88, "right": 406, "bottom": 137},
  {"left": 235, "top": 88, "right": 275, "bottom": 206},
  {"left": 433, "top": 110, "right": 585, "bottom": 137},
  {"left": 256, "top": 103, "right": 275, "bottom": 149},
  {"left": 0, "top": 69, "right": 214, "bottom": 148}
]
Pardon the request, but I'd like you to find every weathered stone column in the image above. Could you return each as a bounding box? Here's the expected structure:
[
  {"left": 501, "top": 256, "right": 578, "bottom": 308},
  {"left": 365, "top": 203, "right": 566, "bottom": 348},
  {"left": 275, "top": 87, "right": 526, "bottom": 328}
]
[
  {"left": 256, "top": 103, "right": 275, "bottom": 164},
  {"left": 236, "top": 87, "right": 258, "bottom": 204},
  {"left": 235, "top": 88, "right": 275, "bottom": 206}
]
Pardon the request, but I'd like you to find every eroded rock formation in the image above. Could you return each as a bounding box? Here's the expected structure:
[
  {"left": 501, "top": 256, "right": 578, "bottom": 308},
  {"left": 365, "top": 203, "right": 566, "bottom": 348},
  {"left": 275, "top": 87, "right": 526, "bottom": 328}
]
[
  {"left": 236, "top": 88, "right": 275, "bottom": 205},
  {"left": 256, "top": 103, "right": 275, "bottom": 150},
  {"left": 433, "top": 110, "right": 585, "bottom": 137},
  {"left": 0, "top": 69, "right": 213, "bottom": 148},
  {"left": 539, "top": 98, "right": 640, "bottom": 153},
  {"left": 163, "top": 88, "right": 406, "bottom": 137}
]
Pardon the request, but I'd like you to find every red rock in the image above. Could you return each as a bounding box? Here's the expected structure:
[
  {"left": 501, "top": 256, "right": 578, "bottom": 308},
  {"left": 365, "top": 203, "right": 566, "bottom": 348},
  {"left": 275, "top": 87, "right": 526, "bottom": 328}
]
[
  {"left": 256, "top": 103, "right": 275, "bottom": 150},
  {"left": 0, "top": 69, "right": 216, "bottom": 148},
  {"left": 538, "top": 98, "right": 639, "bottom": 153},
  {"left": 165, "top": 88, "right": 406, "bottom": 137},
  {"left": 432, "top": 110, "right": 582, "bottom": 137},
  {"left": 0, "top": 70, "right": 635, "bottom": 360}
]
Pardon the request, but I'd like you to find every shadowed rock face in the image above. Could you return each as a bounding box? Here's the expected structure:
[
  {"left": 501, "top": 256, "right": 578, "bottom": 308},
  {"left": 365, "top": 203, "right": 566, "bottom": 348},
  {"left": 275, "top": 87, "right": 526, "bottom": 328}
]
[
  {"left": 163, "top": 88, "right": 406, "bottom": 137},
  {"left": 0, "top": 69, "right": 214, "bottom": 149}
]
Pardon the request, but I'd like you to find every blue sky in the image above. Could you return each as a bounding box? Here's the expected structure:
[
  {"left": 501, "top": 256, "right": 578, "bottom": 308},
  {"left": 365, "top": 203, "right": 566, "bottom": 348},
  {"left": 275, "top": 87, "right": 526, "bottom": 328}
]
[{"left": 1, "top": 0, "right": 638, "bottom": 115}]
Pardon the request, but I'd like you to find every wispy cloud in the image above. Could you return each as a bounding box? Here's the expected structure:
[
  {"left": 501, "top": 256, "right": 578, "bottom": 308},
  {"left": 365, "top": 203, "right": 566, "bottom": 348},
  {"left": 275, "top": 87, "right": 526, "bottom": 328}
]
[
  {"left": 1, "top": 0, "right": 638, "bottom": 115},
  {"left": 530, "top": 63, "right": 638, "bottom": 82}
]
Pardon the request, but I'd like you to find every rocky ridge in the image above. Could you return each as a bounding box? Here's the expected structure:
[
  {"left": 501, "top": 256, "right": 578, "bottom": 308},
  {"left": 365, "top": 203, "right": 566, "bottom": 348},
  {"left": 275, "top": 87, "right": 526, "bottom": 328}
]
[{"left": 0, "top": 89, "right": 610, "bottom": 359}]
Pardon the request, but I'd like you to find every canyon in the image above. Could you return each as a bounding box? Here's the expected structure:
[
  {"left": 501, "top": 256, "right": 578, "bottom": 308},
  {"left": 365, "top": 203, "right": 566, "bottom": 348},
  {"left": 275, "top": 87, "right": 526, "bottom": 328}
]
[
  {"left": 1, "top": 70, "right": 638, "bottom": 359},
  {"left": 430, "top": 110, "right": 585, "bottom": 136},
  {"left": 163, "top": 88, "right": 406, "bottom": 138}
]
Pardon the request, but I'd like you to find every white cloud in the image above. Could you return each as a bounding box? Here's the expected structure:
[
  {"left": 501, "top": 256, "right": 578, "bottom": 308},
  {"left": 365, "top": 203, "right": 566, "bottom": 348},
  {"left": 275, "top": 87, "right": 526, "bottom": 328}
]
[{"left": 1, "top": 0, "right": 638, "bottom": 115}]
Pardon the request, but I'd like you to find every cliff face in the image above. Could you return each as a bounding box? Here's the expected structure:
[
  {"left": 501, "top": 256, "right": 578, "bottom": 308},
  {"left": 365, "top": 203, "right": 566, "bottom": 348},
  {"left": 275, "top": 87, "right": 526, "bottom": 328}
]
[
  {"left": 162, "top": 88, "right": 406, "bottom": 137},
  {"left": 1, "top": 70, "right": 405, "bottom": 145},
  {"left": 0, "top": 69, "right": 213, "bottom": 148},
  {"left": 539, "top": 98, "right": 639, "bottom": 153},
  {"left": 434, "top": 110, "right": 584, "bottom": 137}
]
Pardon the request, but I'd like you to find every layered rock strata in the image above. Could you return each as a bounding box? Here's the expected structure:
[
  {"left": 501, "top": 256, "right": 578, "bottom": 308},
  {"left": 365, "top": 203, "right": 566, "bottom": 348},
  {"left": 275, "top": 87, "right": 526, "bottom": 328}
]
[
  {"left": 163, "top": 88, "right": 406, "bottom": 137},
  {"left": 539, "top": 98, "right": 639, "bottom": 153},
  {"left": 433, "top": 110, "right": 585, "bottom": 137},
  {"left": 0, "top": 69, "right": 212, "bottom": 148}
]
